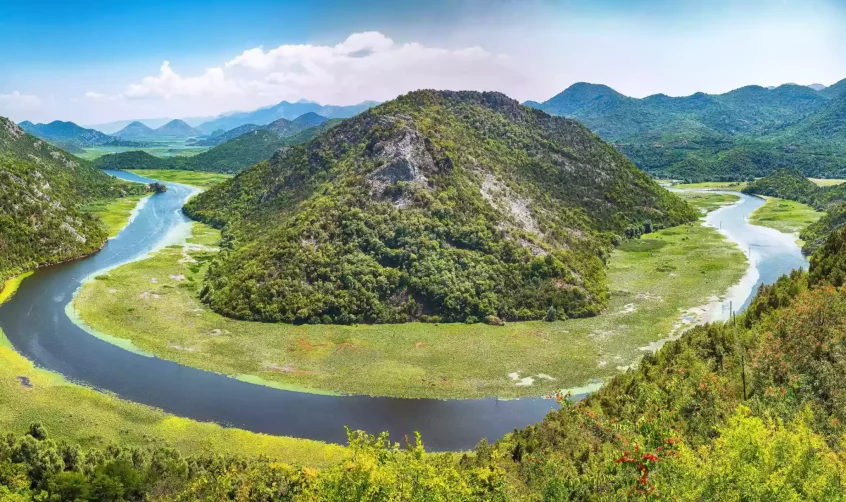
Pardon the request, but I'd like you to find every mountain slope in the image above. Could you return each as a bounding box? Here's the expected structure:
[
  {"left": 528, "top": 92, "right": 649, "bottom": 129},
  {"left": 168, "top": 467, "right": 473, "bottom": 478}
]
[
  {"left": 0, "top": 117, "right": 145, "bottom": 281},
  {"left": 194, "top": 124, "right": 261, "bottom": 147},
  {"left": 195, "top": 100, "right": 377, "bottom": 133},
  {"left": 184, "top": 90, "right": 695, "bottom": 324}
]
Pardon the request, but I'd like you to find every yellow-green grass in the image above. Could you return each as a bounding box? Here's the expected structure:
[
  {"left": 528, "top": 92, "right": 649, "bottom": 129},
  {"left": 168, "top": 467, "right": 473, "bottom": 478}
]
[
  {"left": 0, "top": 272, "right": 344, "bottom": 465},
  {"left": 810, "top": 178, "right": 846, "bottom": 187},
  {"left": 749, "top": 196, "right": 823, "bottom": 239},
  {"left": 671, "top": 180, "right": 749, "bottom": 191},
  {"left": 74, "top": 193, "right": 748, "bottom": 399},
  {"left": 679, "top": 191, "right": 740, "bottom": 213},
  {"left": 127, "top": 169, "right": 232, "bottom": 189},
  {"left": 83, "top": 194, "right": 150, "bottom": 238}
]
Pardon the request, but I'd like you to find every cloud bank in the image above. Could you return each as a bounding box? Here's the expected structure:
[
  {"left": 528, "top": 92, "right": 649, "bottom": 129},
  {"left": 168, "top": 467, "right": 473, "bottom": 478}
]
[{"left": 84, "top": 32, "right": 520, "bottom": 116}]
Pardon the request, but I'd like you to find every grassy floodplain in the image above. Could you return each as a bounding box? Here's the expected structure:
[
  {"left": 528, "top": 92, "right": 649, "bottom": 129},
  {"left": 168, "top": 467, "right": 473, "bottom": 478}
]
[
  {"left": 0, "top": 272, "right": 345, "bottom": 466},
  {"left": 82, "top": 193, "right": 149, "bottom": 238},
  {"left": 809, "top": 178, "right": 846, "bottom": 187},
  {"left": 73, "top": 192, "right": 748, "bottom": 399},
  {"left": 78, "top": 141, "right": 209, "bottom": 160},
  {"left": 669, "top": 180, "right": 750, "bottom": 190},
  {"left": 748, "top": 196, "right": 823, "bottom": 245},
  {"left": 127, "top": 169, "right": 233, "bottom": 189}
]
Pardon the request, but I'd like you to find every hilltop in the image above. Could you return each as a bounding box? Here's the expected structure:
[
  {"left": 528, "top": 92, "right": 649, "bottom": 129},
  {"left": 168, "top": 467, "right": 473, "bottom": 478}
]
[
  {"left": 153, "top": 119, "right": 200, "bottom": 138},
  {"left": 184, "top": 90, "right": 695, "bottom": 324},
  {"left": 527, "top": 79, "right": 846, "bottom": 180},
  {"left": 114, "top": 120, "right": 155, "bottom": 138},
  {"left": 0, "top": 116, "right": 145, "bottom": 281}
]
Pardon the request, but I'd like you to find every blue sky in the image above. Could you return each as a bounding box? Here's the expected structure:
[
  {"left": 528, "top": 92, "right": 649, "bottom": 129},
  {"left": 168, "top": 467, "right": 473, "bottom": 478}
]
[{"left": 2, "top": 0, "right": 845, "bottom": 124}]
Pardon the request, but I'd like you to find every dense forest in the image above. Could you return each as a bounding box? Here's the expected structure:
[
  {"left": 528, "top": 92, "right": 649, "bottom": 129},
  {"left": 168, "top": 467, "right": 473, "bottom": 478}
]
[
  {"left": 0, "top": 117, "right": 146, "bottom": 283},
  {"left": 92, "top": 119, "right": 340, "bottom": 174},
  {"left": 5, "top": 221, "right": 846, "bottom": 500},
  {"left": 527, "top": 80, "right": 846, "bottom": 181},
  {"left": 184, "top": 90, "right": 695, "bottom": 324},
  {"left": 743, "top": 169, "right": 846, "bottom": 252}
]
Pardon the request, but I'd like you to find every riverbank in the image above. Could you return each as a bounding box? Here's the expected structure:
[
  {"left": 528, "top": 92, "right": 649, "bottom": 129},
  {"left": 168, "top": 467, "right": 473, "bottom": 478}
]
[
  {"left": 72, "top": 192, "right": 748, "bottom": 399},
  {"left": 0, "top": 263, "right": 344, "bottom": 465},
  {"left": 126, "top": 169, "right": 232, "bottom": 189},
  {"left": 83, "top": 193, "right": 150, "bottom": 238},
  {"left": 748, "top": 196, "right": 823, "bottom": 240}
]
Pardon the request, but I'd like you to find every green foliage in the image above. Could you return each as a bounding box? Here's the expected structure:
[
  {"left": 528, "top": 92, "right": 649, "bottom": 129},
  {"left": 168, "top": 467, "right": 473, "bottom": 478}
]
[
  {"left": 0, "top": 117, "right": 145, "bottom": 282},
  {"left": 530, "top": 80, "right": 846, "bottom": 181},
  {"left": 185, "top": 90, "right": 695, "bottom": 324}
]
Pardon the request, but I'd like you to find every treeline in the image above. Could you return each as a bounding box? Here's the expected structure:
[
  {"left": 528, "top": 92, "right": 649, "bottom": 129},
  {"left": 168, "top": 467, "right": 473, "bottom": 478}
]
[{"left": 7, "top": 226, "right": 846, "bottom": 499}]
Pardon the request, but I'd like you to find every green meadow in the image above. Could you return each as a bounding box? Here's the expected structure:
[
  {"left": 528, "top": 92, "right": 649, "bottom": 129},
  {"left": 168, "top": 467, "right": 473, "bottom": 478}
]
[
  {"left": 127, "top": 169, "right": 233, "bottom": 189},
  {"left": 748, "top": 196, "right": 823, "bottom": 237},
  {"left": 72, "top": 192, "right": 748, "bottom": 399}
]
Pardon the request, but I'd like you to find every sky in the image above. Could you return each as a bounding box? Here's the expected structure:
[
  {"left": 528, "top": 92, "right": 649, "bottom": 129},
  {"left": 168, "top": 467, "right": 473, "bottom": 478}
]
[{"left": 1, "top": 0, "right": 845, "bottom": 125}]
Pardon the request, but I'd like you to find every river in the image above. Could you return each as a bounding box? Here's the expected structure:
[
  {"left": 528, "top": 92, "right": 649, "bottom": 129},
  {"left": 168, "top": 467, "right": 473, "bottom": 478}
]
[{"left": 0, "top": 178, "right": 807, "bottom": 451}]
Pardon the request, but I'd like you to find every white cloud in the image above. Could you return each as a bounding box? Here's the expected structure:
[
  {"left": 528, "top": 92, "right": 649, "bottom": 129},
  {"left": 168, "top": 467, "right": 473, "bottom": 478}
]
[
  {"left": 0, "top": 91, "right": 42, "bottom": 110},
  {"left": 85, "top": 32, "right": 521, "bottom": 116}
]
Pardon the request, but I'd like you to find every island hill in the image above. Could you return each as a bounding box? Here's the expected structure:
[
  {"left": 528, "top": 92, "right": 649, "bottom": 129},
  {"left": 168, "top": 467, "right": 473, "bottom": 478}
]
[{"left": 184, "top": 90, "right": 696, "bottom": 325}]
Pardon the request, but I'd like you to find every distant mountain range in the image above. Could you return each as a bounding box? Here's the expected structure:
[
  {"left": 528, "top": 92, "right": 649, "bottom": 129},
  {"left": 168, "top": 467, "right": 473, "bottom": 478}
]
[
  {"left": 93, "top": 116, "right": 341, "bottom": 174},
  {"left": 194, "top": 112, "right": 330, "bottom": 147},
  {"left": 17, "top": 120, "right": 139, "bottom": 153},
  {"left": 526, "top": 78, "right": 846, "bottom": 181},
  {"left": 194, "top": 99, "right": 378, "bottom": 134},
  {"left": 115, "top": 119, "right": 200, "bottom": 139},
  {"left": 86, "top": 116, "right": 214, "bottom": 134}
]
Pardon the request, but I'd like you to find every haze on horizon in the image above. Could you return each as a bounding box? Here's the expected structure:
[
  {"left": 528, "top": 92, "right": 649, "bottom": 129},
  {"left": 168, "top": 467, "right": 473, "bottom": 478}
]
[{"left": 1, "top": 0, "right": 844, "bottom": 125}]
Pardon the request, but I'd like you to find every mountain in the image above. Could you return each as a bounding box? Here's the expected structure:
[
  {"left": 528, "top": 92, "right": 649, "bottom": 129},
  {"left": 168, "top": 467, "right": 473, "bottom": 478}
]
[
  {"left": 528, "top": 80, "right": 846, "bottom": 181},
  {"left": 87, "top": 115, "right": 215, "bottom": 134},
  {"left": 195, "top": 100, "right": 377, "bottom": 134},
  {"left": 183, "top": 90, "right": 695, "bottom": 325},
  {"left": 194, "top": 124, "right": 261, "bottom": 147},
  {"left": 291, "top": 111, "right": 329, "bottom": 128},
  {"left": 17, "top": 120, "right": 121, "bottom": 152},
  {"left": 152, "top": 119, "right": 200, "bottom": 138},
  {"left": 807, "top": 83, "right": 827, "bottom": 91},
  {"left": 114, "top": 121, "right": 155, "bottom": 138},
  {"left": 93, "top": 119, "right": 342, "bottom": 174},
  {"left": 0, "top": 116, "right": 145, "bottom": 281}
]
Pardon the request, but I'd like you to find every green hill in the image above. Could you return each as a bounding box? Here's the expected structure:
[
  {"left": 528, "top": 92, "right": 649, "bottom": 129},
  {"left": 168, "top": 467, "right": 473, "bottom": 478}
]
[
  {"left": 0, "top": 117, "right": 145, "bottom": 281},
  {"left": 184, "top": 90, "right": 695, "bottom": 324},
  {"left": 528, "top": 79, "right": 846, "bottom": 181}
]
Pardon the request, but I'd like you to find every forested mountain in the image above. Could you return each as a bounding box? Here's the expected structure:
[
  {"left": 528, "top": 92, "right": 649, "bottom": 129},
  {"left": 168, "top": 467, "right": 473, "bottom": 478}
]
[
  {"left": 0, "top": 117, "right": 145, "bottom": 282},
  {"left": 17, "top": 120, "right": 139, "bottom": 153},
  {"left": 195, "top": 99, "right": 377, "bottom": 133},
  {"left": 194, "top": 123, "right": 260, "bottom": 146},
  {"left": 114, "top": 121, "right": 155, "bottom": 138},
  {"left": 184, "top": 90, "right": 695, "bottom": 324},
  {"left": 92, "top": 119, "right": 341, "bottom": 174},
  {"left": 527, "top": 79, "right": 846, "bottom": 180}
]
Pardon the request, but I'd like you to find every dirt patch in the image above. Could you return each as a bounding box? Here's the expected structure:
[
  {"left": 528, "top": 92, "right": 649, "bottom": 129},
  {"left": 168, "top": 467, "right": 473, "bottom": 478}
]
[
  {"left": 169, "top": 274, "right": 186, "bottom": 281},
  {"left": 17, "top": 376, "right": 32, "bottom": 388},
  {"left": 414, "top": 342, "right": 426, "bottom": 349}
]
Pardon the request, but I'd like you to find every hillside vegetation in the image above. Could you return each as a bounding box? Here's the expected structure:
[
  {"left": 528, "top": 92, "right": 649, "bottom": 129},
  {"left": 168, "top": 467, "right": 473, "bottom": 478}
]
[
  {"left": 18, "top": 120, "right": 142, "bottom": 153},
  {"left": 184, "top": 90, "right": 695, "bottom": 324},
  {"left": 528, "top": 80, "right": 846, "bottom": 181},
  {"left": 0, "top": 117, "right": 146, "bottom": 282}
]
